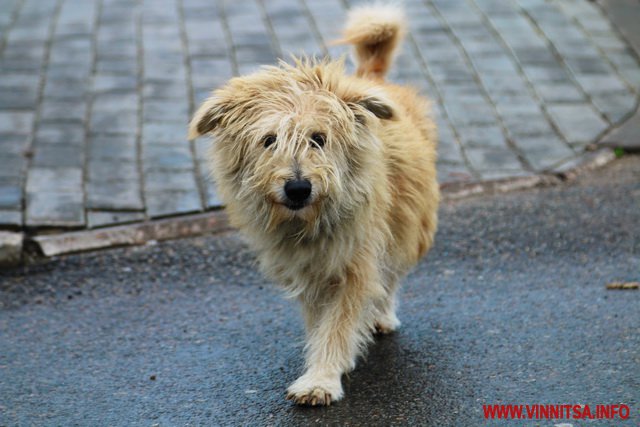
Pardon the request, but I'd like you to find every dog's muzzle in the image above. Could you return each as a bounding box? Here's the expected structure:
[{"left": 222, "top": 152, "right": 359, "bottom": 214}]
[{"left": 284, "top": 179, "right": 312, "bottom": 210}]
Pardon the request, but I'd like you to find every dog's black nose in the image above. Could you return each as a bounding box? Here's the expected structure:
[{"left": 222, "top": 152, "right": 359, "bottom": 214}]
[{"left": 284, "top": 179, "right": 312, "bottom": 205}]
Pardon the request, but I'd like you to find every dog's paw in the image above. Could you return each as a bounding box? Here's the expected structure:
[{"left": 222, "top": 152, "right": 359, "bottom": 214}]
[
  {"left": 286, "top": 372, "right": 343, "bottom": 406},
  {"left": 374, "top": 313, "right": 401, "bottom": 335}
]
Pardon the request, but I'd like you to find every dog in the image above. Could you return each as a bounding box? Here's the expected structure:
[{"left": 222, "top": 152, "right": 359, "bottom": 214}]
[{"left": 188, "top": 4, "right": 439, "bottom": 406}]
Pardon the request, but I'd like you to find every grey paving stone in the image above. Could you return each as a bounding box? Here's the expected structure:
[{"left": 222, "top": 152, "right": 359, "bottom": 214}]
[
  {"left": 514, "top": 134, "right": 575, "bottom": 171},
  {"left": 143, "top": 99, "right": 190, "bottom": 123},
  {"left": 144, "top": 171, "right": 199, "bottom": 192},
  {"left": 26, "top": 192, "right": 85, "bottom": 227},
  {"left": 143, "top": 79, "right": 189, "bottom": 99},
  {"left": 0, "top": 111, "right": 35, "bottom": 135},
  {"left": 522, "top": 65, "right": 572, "bottom": 83},
  {"left": 456, "top": 124, "right": 508, "bottom": 148},
  {"left": 142, "top": 122, "right": 189, "bottom": 144},
  {"left": 40, "top": 100, "right": 88, "bottom": 123},
  {"left": 502, "top": 114, "right": 556, "bottom": 138},
  {"left": 436, "top": 163, "right": 476, "bottom": 184},
  {"left": 204, "top": 181, "right": 223, "bottom": 208},
  {"left": 87, "top": 211, "right": 146, "bottom": 228},
  {"left": 0, "top": 185, "right": 21, "bottom": 209},
  {"left": 92, "top": 93, "right": 138, "bottom": 112},
  {"left": 0, "top": 209, "right": 21, "bottom": 227},
  {"left": 96, "top": 58, "right": 138, "bottom": 75},
  {"left": 145, "top": 189, "right": 202, "bottom": 218},
  {"left": 88, "top": 159, "right": 139, "bottom": 182},
  {"left": 533, "top": 82, "right": 585, "bottom": 103},
  {"left": 34, "top": 123, "right": 85, "bottom": 145},
  {"left": 0, "top": 153, "right": 26, "bottom": 178},
  {"left": 0, "top": 134, "right": 29, "bottom": 156},
  {"left": 573, "top": 74, "right": 629, "bottom": 94},
  {"left": 93, "top": 74, "right": 138, "bottom": 94},
  {"left": 86, "top": 181, "right": 143, "bottom": 211},
  {"left": 0, "top": 73, "right": 41, "bottom": 90},
  {"left": 47, "top": 63, "right": 93, "bottom": 80},
  {"left": 0, "top": 87, "right": 38, "bottom": 110},
  {"left": 90, "top": 109, "right": 138, "bottom": 135},
  {"left": 31, "top": 144, "right": 85, "bottom": 168},
  {"left": 444, "top": 101, "right": 498, "bottom": 127},
  {"left": 142, "top": 144, "right": 194, "bottom": 171},
  {"left": 591, "top": 92, "right": 637, "bottom": 123},
  {"left": 42, "top": 77, "right": 91, "bottom": 100},
  {"left": 464, "top": 145, "right": 524, "bottom": 171},
  {"left": 546, "top": 103, "right": 609, "bottom": 145},
  {"left": 88, "top": 134, "right": 137, "bottom": 160},
  {"left": 26, "top": 167, "right": 83, "bottom": 192}
]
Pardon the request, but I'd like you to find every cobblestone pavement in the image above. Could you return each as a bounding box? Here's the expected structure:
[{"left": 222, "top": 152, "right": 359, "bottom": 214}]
[{"left": 0, "top": 0, "right": 638, "bottom": 230}]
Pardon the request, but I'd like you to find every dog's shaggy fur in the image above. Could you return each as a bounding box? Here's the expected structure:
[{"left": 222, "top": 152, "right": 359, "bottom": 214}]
[{"left": 188, "top": 4, "right": 439, "bottom": 406}]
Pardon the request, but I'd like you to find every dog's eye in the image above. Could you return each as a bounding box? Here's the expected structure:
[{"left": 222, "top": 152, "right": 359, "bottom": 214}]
[
  {"left": 310, "top": 132, "right": 326, "bottom": 148},
  {"left": 262, "top": 134, "right": 277, "bottom": 148}
]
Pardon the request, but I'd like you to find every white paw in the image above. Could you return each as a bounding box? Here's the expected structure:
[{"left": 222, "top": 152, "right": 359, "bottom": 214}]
[
  {"left": 374, "top": 312, "right": 401, "bottom": 334},
  {"left": 286, "top": 371, "right": 343, "bottom": 406}
]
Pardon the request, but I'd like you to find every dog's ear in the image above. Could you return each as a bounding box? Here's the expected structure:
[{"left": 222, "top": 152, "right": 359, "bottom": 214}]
[
  {"left": 357, "top": 96, "right": 395, "bottom": 120},
  {"left": 349, "top": 91, "right": 397, "bottom": 123},
  {"left": 188, "top": 97, "right": 227, "bottom": 140}
]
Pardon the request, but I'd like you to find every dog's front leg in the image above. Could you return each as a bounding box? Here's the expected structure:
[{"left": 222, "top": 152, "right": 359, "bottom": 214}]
[{"left": 286, "top": 263, "right": 381, "bottom": 406}]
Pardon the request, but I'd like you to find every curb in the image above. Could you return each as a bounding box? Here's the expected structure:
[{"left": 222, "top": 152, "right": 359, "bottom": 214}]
[{"left": 0, "top": 148, "right": 617, "bottom": 266}]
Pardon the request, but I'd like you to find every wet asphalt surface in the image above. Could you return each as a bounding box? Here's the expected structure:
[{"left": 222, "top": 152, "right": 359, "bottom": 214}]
[{"left": 1, "top": 157, "right": 639, "bottom": 426}]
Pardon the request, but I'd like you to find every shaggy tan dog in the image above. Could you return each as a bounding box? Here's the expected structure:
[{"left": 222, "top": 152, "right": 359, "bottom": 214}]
[{"left": 188, "top": 5, "right": 439, "bottom": 406}]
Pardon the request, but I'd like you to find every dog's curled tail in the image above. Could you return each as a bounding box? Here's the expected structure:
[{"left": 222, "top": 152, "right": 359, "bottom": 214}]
[{"left": 334, "top": 4, "right": 406, "bottom": 80}]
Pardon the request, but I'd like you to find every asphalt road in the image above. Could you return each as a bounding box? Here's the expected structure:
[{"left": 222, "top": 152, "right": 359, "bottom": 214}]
[{"left": 1, "top": 156, "right": 639, "bottom": 426}]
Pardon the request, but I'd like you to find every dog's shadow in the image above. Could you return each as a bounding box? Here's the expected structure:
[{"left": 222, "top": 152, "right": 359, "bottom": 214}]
[{"left": 279, "top": 331, "right": 459, "bottom": 425}]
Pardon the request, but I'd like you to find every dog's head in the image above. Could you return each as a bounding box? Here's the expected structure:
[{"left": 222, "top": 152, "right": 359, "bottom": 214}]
[{"left": 189, "top": 59, "right": 396, "bottom": 240}]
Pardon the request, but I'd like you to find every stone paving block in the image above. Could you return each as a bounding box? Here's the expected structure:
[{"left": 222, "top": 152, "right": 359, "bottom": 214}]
[
  {"left": 514, "top": 135, "right": 575, "bottom": 171},
  {"left": 143, "top": 80, "right": 189, "bottom": 99},
  {"left": 26, "top": 192, "right": 85, "bottom": 227},
  {"left": 93, "top": 74, "right": 137, "bottom": 94},
  {"left": 144, "top": 170, "right": 199, "bottom": 192},
  {"left": 40, "top": 100, "right": 88, "bottom": 123},
  {"left": 88, "top": 159, "right": 139, "bottom": 182},
  {"left": 143, "top": 99, "right": 190, "bottom": 123},
  {"left": 0, "top": 111, "right": 35, "bottom": 135},
  {"left": 34, "top": 123, "right": 85, "bottom": 145},
  {"left": 96, "top": 40, "right": 137, "bottom": 59},
  {"left": 464, "top": 145, "right": 524, "bottom": 171},
  {"left": 96, "top": 58, "right": 138, "bottom": 75},
  {"left": 437, "top": 163, "right": 476, "bottom": 184},
  {"left": 533, "top": 82, "right": 585, "bottom": 103},
  {"left": 32, "top": 144, "right": 85, "bottom": 168},
  {"left": 88, "top": 134, "right": 137, "bottom": 160},
  {"left": 145, "top": 189, "right": 202, "bottom": 218},
  {"left": 573, "top": 74, "right": 629, "bottom": 94},
  {"left": 0, "top": 134, "right": 29, "bottom": 156},
  {"left": 456, "top": 124, "right": 508, "bottom": 148},
  {"left": 591, "top": 92, "right": 637, "bottom": 123},
  {"left": 142, "top": 122, "right": 189, "bottom": 145},
  {"left": 0, "top": 151, "right": 27, "bottom": 177},
  {"left": 0, "top": 210, "right": 21, "bottom": 227},
  {"left": 546, "top": 103, "right": 609, "bottom": 145},
  {"left": 46, "top": 63, "right": 93, "bottom": 80},
  {"left": 0, "top": 87, "right": 38, "bottom": 110},
  {"left": 42, "top": 77, "right": 91, "bottom": 100},
  {"left": 93, "top": 93, "right": 138, "bottom": 112},
  {"left": 143, "top": 144, "right": 194, "bottom": 171},
  {"left": 0, "top": 185, "right": 21, "bottom": 209},
  {"left": 502, "top": 114, "right": 556, "bottom": 138},
  {"left": 26, "top": 167, "right": 83, "bottom": 192},
  {"left": 444, "top": 101, "right": 498, "bottom": 127},
  {"left": 86, "top": 181, "right": 143, "bottom": 211},
  {"left": 0, "top": 230, "right": 23, "bottom": 265},
  {"left": 522, "top": 65, "right": 573, "bottom": 83},
  {"left": 87, "top": 211, "right": 146, "bottom": 228},
  {"left": 90, "top": 109, "right": 138, "bottom": 135}
]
